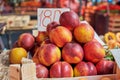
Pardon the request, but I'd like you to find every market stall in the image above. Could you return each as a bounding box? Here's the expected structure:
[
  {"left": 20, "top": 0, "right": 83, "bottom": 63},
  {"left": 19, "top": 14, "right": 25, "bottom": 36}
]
[{"left": 0, "top": 0, "right": 120, "bottom": 80}]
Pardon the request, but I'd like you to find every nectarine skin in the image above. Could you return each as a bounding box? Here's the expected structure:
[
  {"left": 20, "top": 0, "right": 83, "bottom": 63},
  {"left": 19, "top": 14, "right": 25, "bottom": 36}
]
[
  {"left": 59, "top": 11, "right": 80, "bottom": 31},
  {"left": 18, "top": 33, "right": 35, "bottom": 50},
  {"left": 46, "top": 21, "right": 60, "bottom": 34},
  {"left": 61, "top": 61, "right": 73, "bottom": 77},
  {"left": 74, "top": 61, "right": 97, "bottom": 76},
  {"left": 50, "top": 61, "right": 73, "bottom": 78},
  {"left": 84, "top": 40, "right": 105, "bottom": 64},
  {"left": 74, "top": 23, "right": 94, "bottom": 43},
  {"left": 36, "top": 64, "right": 49, "bottom": 78},
  {"left": 96, "top": 59, "right": 115, "bottom": 75},
  {"left": 38, "top": 43, "right": 61, "bottom": 66},
  {"left": 74, "top": 61, "right": 89, "bottom": 76},
  {"left": 49, "top": 26, "right": 72, "bottom": 47},
  {"left": 62, "top": 42, "right": 84, "bottom": 64},
  {"left": 50, "top": 61, "right": 61, "bottom": 78},
  {"left": 36, "top": 31, "right": 48, "bottom": 45}
]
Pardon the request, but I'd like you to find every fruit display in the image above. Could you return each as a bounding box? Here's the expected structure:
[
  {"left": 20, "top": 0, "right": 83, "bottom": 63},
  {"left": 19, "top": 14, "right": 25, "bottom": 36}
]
[
  {"left": 103, "top": 32, "right": 120, "bottom": 49},
  {"left": 8, "top": 10, "right": 115, "bottom": 79},
  {"left": 104, "top": 32, "right": 116, "bottom": 43}
]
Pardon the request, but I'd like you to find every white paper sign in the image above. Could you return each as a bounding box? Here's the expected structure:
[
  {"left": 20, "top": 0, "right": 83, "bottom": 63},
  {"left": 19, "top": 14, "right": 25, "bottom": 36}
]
[
  {"left": 110, "top": 49, "right": 120, "bottom": 69},
  {"left": 37, "top": 8, "right": 70, "bottom": 31}
]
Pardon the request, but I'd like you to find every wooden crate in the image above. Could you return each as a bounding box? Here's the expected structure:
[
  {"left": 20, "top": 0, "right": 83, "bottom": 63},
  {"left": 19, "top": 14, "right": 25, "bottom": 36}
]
[
  {"left": 108, "top": 14, "right": 120, "bottom": 32},
  {"left": 0, "top": 50, "right": 119, "bottom": 80}
]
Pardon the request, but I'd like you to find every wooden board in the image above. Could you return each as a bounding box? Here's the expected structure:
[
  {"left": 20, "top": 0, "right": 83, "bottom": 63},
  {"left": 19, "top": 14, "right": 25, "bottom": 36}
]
[
  {"left": 108, "top": 27, "right": 120, "bottom": 32},
  {"left": 6, "top": 20, "right": 37, "bottom": 31},
  {"left": 37, "top": 74, "right": 116, "bottom": 80}
]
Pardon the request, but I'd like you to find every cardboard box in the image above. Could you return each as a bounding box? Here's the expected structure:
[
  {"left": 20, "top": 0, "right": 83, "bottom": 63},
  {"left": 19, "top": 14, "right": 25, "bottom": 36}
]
[{"left": 116, "top": 67, "right": 120, "bottom": 80}]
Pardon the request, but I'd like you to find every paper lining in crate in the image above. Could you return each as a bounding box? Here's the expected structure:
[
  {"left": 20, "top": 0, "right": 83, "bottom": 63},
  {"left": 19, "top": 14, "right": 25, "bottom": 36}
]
[{"left": 108, "top": 14, "right": 120, "bottom": 32}]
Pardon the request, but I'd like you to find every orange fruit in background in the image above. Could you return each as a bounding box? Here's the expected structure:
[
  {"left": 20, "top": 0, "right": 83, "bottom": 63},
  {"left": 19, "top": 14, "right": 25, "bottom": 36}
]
[
  {"left": 100, "top": 77, "right": 112, "bottom": 80},
  {"left": 9, "top": 47, "right": 27, "bottom": 64}
]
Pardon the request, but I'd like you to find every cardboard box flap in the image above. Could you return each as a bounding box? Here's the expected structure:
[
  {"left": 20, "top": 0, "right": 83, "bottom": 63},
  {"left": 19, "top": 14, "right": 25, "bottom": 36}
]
[
  {"left": 110, "top": 49, "right": 120, "bottom": 80},
  {"left": 110, "top": 49, "right": 120, "bottom": 69}
]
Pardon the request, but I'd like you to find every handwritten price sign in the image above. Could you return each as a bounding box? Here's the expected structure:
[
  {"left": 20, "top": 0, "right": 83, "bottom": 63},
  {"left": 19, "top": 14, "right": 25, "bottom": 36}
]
[{"left": 37, "top": 8, "right": 70, "bottom": 31}]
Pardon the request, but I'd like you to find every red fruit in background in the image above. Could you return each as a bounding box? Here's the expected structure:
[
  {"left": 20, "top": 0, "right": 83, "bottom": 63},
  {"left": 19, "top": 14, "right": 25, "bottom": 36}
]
[
  {"left": 62, "top": 42, "right": 84, "bottom": 64},
  {"left": 36, "top": 64, "right": 49, "bottom": 78},
  {"left": 84, "top": 40, "right": 106, "bottom": 64},
  {"left": 49, "top": 26, "right": 72, "bottom": 47},
  {"left": 58, "top": 0, "right": 80, "bottom": 13},
  {"left": 36, "top": 31, "right": 48, "bottom": 45},
  {"left": 96, "top": 59, "right": 115, "bottom": 75},
  {"left": 74, "top": 22, "right": 94, "bottom": 43},
  {"left": 12, "top": 40, "right": 18, "bottom": 48},
  {"left": 46, "top": 21, "right": 59, "bottom": 34},
  {"left": 50, "top": 61, "right": 73, "bottom": 78},
  {"left": 18, "top": 33, "right": 35, "bottom": 51},
  {"left": 74, "top": 61, "right": 97, "bottom": 76},
  {"left": 38, "top": 43, "right": 61, "bottom": 66},
  {"left": 59, "top": 11, "right": 80, "bottom": 31}
]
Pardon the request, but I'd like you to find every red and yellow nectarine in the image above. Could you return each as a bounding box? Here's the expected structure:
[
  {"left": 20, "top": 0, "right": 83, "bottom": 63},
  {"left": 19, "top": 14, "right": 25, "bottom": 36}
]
[
  {"left": 49, "top": 26, "right": 72, "bottom": 47},
  {"left": 37, "top": 43, "right": 61, "bottom": 66}
]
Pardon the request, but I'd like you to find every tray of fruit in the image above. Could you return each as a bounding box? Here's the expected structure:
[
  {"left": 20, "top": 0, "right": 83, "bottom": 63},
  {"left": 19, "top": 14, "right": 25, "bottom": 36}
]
[
  {"left": 102, "top": 32, "right": 120, "bottom": 49},
  {"left": 0, "top": 10, "right": 119, "bottom": 80}
]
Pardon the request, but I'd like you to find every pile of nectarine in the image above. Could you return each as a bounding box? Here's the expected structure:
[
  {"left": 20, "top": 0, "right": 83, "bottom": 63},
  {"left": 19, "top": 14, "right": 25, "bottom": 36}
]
[{"left": 11, "top": 11, "right": 115, "bottom": 78}]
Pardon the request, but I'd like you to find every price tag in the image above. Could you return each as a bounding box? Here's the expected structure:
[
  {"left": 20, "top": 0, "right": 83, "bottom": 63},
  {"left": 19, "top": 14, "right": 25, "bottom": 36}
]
[
  {"left": 37, "top": 8, "right": 70, "bottom": 31},
  {"left": 110, "top": 49, "right": 120, "bottom": 69}
]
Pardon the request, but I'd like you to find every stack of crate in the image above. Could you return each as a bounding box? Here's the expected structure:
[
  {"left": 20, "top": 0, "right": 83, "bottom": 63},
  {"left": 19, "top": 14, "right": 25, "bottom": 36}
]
[{"left": 108, "top": 14, "right": 120, "bottom": 33}]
